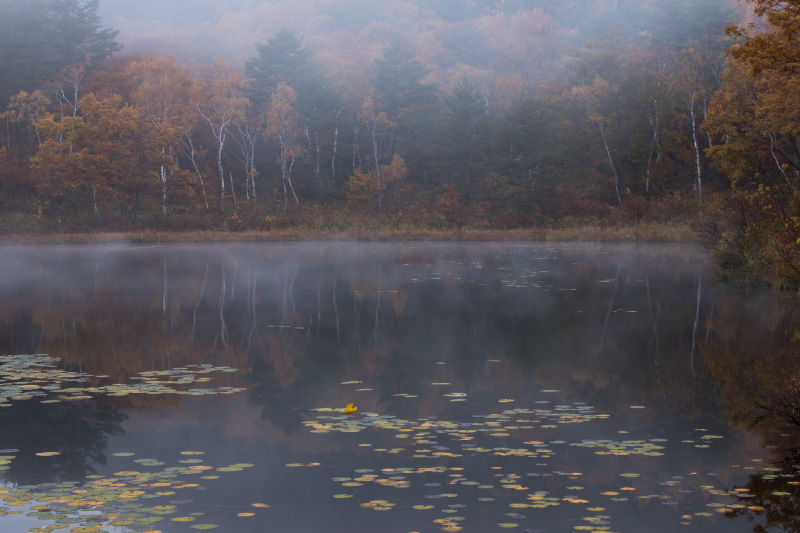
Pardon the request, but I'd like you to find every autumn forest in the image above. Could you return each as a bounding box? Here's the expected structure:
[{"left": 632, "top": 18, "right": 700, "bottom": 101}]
[{"left": 1, "top": 0, "right": 800, "bottom": 287}]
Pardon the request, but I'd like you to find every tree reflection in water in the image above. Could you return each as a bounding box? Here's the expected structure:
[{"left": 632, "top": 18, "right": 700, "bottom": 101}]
[
  {"left": 0, "top": 396, "right": 126, "bottom": 485},
  {"left": 726, "top": 445, "right": 800, "bottom": 533},
  {"left": 0, "top": 243, "right": 799, "bottom": 532}
]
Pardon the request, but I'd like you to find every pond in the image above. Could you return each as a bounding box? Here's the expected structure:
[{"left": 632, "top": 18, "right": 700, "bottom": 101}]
[{"left": 0, "top": 242, "right": 798, "bottom": 533}]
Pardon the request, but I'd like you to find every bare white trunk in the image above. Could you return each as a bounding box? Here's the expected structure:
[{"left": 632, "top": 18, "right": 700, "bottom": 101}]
[
  {"left": 284, "top": 156, "right": 299, "bottom": 206},
  {"left": 689, "top": 97, "right": 702, "bottom": 203},
  {"left": 281, "top": 159, "right": 288, "bottom": 210},
  {"left": 217, "top": 146, "right": 225, "bottom": 210},
  {"left": 250, "top": 167, "right": 257, "bottom": 205},
  {"left": 702, "top": 98, "right": 713, "bottom": 150},
  {"left": 160, "top": 144, "right": 168, "bottom": 215},
  {"left": 331, "top": 126, "right": 338, "bottom": 192},
  {"left": 34, "top": 125, "right": 43, "bottom": 151},
  {"left": 197, "top": 104, "right": 232, "bottom": 212},
  {"left": 599, "top": 122, "right": 622, "bottom": 205},
  {"left": 244, "top": 163, "right": 250, "bottom": 201},
  {"left": 229, "top": 172, "right": 237, "bottom": 208},
  {"left": 646, "top": 100, "right": 660, "bottom": 194},
  {"left": 371, "top": 129, "right": 383, "bottom": 211},
  {"left": 279, "top": 135, "right": 300, "bottom": 210},
  {"left": 315, "top": 131, "right": 321, "bottom": 191},
  {"left": 768, "top": 131, "right": 794, "bottom": 190},
  {"left": 232, "top": 108, "right": 265, "bottom": 207},
  {"left": 183, "top": 134, "right": 209, "bottom": 209},
  {"left": 161, "top": 165, "right": 167, "bottom": 214}
]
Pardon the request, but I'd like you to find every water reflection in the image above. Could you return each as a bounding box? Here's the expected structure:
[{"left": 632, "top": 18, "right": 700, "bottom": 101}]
[
  {"left": 0, "top": 242, "right": 797, "bottom": 532},
  {"left": 0, "top": 397, "right": 125, "bottom": 485},
  {"left": 726, "top": 444, "right": 800, "bottom": 532}
]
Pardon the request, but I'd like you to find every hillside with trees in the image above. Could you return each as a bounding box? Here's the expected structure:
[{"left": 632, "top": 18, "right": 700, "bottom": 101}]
[{"left": 1, "top": 0, "right": 799, "bottom": 287}]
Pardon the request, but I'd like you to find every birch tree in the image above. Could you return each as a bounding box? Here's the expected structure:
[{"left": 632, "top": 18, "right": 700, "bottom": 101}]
[
  {"left": 6, "top": 89, "right": 51, "bottom": 150},
  {"left": 126, "top": 55, "right": 195, "bottom": 214},
  {"left": 570, "top": 78, "right": 624, "bottom": 205},
  {"left": 196, "top": 59, "right": 248, "bottom": 213},
  {"left": 265, "top": 82, "right": 304, "bottom": 210},
  {"left": 232, "top": 101, "right": 267, "bottom": 205},
  {"left": 358, "top": 97, "right": 394, "bottom": 212},
  {"left": 673, "top": 50, "right": 712, "bottom": 203}
]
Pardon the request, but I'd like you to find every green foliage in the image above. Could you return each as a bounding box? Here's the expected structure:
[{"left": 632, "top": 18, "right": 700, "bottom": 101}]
[
  {"left": 373, "top": 38, "right": 438, "bottom": 166},
  {"left": 0, "top": 0, "right": 120, "bottom": 106},
  {"left": 245, "top": 29, "right": 312, "bottom": 103},
  {"left": 430, "top": 77, "right": 489, "bottom": 194}
]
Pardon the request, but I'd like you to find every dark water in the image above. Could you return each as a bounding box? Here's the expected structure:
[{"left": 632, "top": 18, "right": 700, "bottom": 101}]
[{"left": 0, "top": 242, "right": 798, "bottom": 533}]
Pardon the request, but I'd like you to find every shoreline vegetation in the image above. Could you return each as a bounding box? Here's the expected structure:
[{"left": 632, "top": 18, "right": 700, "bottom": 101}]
[
  {"left": 0, "top": 221, "right": 698, "bottom": 245},
  {"left": 1, "top": 1, "right": 799, "bottom": 287}
]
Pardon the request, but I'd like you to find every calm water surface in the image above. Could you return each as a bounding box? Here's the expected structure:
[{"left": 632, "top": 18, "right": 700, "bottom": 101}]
[{"left": 0, "top": 242, "right": 798, "bottom": 533}]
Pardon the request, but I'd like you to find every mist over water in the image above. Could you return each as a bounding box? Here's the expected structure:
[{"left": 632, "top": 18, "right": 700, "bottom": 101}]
[{"left": 0, "top": 242, "right": 796, "bottom": 532}]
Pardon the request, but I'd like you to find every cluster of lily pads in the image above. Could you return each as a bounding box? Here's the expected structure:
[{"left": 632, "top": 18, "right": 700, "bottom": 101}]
[
  {"left": 282, "top": 372, "right": 777, "bottom": 532},
  {"left": 0, "top": 451, "right": 263, "bottom": 532},
  {"left": 293, "top": 451, "right": 798, "bottom": 532},
  {"left": 0, "top": 354, "right": 245, "bottom": 407}
]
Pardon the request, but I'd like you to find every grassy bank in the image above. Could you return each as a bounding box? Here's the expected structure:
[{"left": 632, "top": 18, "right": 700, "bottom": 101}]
[{"left": 0, "top": 221, "right": 699, "bottom": 245}]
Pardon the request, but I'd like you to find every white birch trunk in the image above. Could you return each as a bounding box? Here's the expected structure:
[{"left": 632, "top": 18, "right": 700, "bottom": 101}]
[
  {"left": 688, "top": 97, "right": 702, "bottom": 203},
  {"left": 229, "top": 171, "right": 237, "bottom": 208},
  {"left": 197, "top": 105, "right": 232, "bottom": 212},
  {"left": 217, "top": 145, "right": 225, "bottom": 209},
  {"left": 315, "top": 131, "right": 321, "bottom": 191},
  {"left": 599, "top": 122, "right": 622, "bottom": 205},
  {"left": 768, "top": 131, "right": 794, "bottom": 190},
  {"left": 161, "top": 164, "right": 167, "bottom": 215},
  {"left": 182, "top": 133, "right": 209, "bottom": 209},
  {"left": 371, "top": 128, "right": 383, "bottom": 211},
  {"left": 332, "top": 126, "right": 338, "bottom": 192}
]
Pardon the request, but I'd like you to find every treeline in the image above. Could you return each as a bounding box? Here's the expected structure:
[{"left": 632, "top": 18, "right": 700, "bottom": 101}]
[{"left": 0, "top": 0, "right": 799, "bottom": 286}]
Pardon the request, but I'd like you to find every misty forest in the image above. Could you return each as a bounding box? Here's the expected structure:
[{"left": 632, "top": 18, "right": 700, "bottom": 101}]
[
  {"left": 5, "top": 3, "right": 800, "bottom": 533},
  {"left": 0, "top": 0, "right": 799, "bottom": 286}
]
